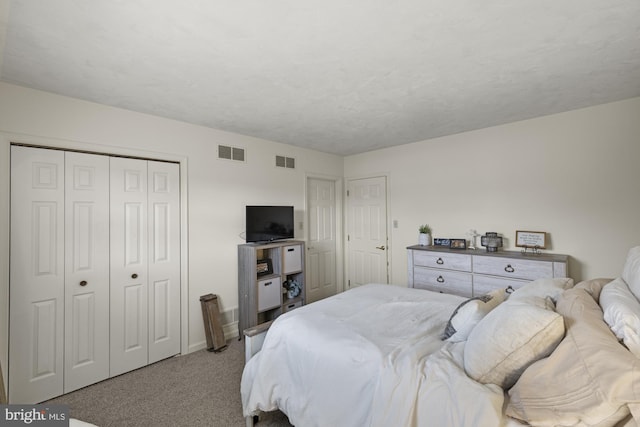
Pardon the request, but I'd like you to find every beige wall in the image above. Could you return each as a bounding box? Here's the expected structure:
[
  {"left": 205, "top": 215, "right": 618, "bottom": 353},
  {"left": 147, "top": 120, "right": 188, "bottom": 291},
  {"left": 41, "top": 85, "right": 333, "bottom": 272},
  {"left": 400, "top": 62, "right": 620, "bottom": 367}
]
[
  {"left": 0, "top": 82, "right": 344, "bottom": 377},
  {"left": 345, "top": 96, "right": 640, "bottom": 287}
]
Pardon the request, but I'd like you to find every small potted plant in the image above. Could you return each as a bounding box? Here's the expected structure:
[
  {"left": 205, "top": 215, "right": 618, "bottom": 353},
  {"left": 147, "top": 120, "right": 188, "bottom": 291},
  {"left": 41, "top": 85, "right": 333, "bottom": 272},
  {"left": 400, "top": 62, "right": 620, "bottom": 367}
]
[{"left": 418, "top": 224, "right": 432, "bottom": 246}]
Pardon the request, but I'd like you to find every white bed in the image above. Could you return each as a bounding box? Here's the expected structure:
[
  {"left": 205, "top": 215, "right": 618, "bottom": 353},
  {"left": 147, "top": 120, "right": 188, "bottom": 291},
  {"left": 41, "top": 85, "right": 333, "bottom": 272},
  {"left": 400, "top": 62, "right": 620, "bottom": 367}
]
[
  {"left": 242, "top": 248, "right": 640, "bottom": 427},
  {"left": 241, "top": 284, "right": 508, "bottom": 426}
]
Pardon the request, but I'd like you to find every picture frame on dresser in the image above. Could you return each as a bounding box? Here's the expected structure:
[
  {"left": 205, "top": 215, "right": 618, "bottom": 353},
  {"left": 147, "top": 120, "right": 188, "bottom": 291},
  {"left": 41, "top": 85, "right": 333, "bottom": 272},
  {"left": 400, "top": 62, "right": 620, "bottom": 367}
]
[
  {"left": 256, "top": 258, "right": 273, "bottom": 276},
  {"left": 515, "top": 231, "right": 547, "bottom": 249},
  {"left": 450, "top": 239, "right": 467, "bottom": 250},
  {"left": 434, "top": 238, "right": 451, "bottom": 247}
]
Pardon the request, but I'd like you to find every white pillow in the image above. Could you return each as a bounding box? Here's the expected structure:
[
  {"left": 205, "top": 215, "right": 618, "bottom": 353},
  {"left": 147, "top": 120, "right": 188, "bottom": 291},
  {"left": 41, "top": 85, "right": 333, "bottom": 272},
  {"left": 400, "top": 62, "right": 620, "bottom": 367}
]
[
  {"left": 622, "top": 246, "right": 640, "bottom": 301},
  {"left": 442, "top": 289, "right": 506, "bottom": 342},
  {"left": 464, "top": 297, "right": 565, "bottom": 389},
  {"left": 600, "top": 277, "right": 640, "bottom": 358},
  {"left": 508, "top": 277, "right": 574, "bottom": 303},
  {"left": 507, "top": 288, "right": 640, "bottom": 426}
]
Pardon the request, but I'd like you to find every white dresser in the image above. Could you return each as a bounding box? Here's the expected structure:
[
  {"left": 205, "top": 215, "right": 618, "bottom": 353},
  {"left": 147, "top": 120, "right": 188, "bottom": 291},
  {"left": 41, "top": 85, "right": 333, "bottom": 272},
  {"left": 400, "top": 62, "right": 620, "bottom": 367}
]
[{"left": 407, "top": 245, "right": 569, "bottom": 298}]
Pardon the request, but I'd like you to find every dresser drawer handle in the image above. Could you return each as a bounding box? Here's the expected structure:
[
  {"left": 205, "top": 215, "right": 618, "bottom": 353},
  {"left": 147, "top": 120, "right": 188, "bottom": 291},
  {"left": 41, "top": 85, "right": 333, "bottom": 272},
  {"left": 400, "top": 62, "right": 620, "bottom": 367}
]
[
  {"left": 437, "top": 275, "right": 445, "bottom": 283},
  {"left": 436, "top": 257, "right": 444, "bottom": 265},
  {"left": 504, "top": 264, "right": 515, "bottom": 273}
]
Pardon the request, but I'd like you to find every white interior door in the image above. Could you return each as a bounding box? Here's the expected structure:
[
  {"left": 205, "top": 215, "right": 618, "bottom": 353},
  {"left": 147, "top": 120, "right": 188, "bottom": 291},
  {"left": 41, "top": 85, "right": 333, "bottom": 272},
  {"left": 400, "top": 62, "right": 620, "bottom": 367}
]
[
  {"left": 10, "top": 146, "right": 65, "bottom": 403},
  {"left": 346, "top": 176, "right": 389, "bottom": 288},
  {"left": 147, "top": 161, "right": 181, "bottom": 363},
  {"left": 10, "top": 147, "right": 182, "bottom": 402},
  {"left": 110, "top": 157, "right": 149, "bottom": 377},
  {"left": 306, "top": 177, "right": 337, "bottom": 303},
  {"left": 64, "top": 152, "right": 110, "bottom": 393}
]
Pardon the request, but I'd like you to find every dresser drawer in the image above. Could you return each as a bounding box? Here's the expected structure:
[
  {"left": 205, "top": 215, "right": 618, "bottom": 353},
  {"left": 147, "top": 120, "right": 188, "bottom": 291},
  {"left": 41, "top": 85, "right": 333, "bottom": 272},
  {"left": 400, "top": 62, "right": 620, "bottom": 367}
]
[
  {"left": 473, "top": 256, "right": 553, "bottom": 281},
  {"left": 473, "top": 274, "right": 528, "bottom": 296},
  {"left": 413, "top": 267, "right": 472, "bottom": 297},
  {"left": 412, "top": 251, "right": 472, "bottom": 272}
]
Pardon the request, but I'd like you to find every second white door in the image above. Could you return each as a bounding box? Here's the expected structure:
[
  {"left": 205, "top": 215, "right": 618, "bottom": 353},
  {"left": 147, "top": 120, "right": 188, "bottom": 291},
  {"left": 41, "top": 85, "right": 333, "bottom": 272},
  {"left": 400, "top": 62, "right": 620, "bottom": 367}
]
[
  {"left": 110, "top": 158, "right": 181, "bottom": 376},
  {"left": 306, "top": 178, "right": 338, "bottom": 303},
  {"left": 346, "top": 176, "right": 389, "bottom": 288}
]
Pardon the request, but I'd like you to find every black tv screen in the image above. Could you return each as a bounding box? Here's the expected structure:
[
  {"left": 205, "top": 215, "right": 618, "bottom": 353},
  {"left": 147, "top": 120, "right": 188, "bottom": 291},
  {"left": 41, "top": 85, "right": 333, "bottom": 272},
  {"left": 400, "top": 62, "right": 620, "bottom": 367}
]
[{"left": 246, "top": 205, "right": 294, "bottom": 243}]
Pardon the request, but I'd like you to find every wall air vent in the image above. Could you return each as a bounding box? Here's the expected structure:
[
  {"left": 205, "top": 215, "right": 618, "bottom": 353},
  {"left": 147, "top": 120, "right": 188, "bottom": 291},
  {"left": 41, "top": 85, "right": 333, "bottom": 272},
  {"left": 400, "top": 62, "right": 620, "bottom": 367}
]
[
  {"left": 218, "top": 145, "right": 245, "bottom": 162},
  {"left": 276, "top": 155, "right": 295, "bottom": 169}
]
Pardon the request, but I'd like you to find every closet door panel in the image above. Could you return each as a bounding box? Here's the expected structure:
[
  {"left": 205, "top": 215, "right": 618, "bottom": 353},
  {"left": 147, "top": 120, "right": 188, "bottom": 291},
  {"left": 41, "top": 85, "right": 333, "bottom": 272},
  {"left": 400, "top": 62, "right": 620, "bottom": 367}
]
[
  {"left": 148, "top": 161, "right": 181, "bottom": 363},
  {"left": 9, "top": 146, "right": 65, "bottom": 403},
  {"left": 64, "top": 152, "right": 110, "bottom": 393},
  {"left": 110, "top": 157, "right": 149, "bottom": 377}
]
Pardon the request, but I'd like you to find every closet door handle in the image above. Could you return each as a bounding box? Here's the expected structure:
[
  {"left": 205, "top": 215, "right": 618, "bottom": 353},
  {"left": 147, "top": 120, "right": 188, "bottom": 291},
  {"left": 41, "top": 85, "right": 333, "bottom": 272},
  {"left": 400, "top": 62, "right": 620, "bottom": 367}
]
[
  {"left": 79, "top": 280, "right": 88, "bottom": 287},
  {"left": 131, "top": 273, "right": 138, "bottom": 279}
]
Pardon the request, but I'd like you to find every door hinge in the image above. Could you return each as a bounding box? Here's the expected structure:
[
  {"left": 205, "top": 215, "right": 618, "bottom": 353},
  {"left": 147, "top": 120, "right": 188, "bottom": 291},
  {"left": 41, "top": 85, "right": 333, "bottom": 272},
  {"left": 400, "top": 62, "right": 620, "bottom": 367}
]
[
  {"left": 347, "top": 234, "right": 350, "bottom": 241},
  {"left": 348, "top": 279, "right": 351, "bottom": 288},
  {"left": 347, "top": 190, "right": 350, "bottom": 196}
]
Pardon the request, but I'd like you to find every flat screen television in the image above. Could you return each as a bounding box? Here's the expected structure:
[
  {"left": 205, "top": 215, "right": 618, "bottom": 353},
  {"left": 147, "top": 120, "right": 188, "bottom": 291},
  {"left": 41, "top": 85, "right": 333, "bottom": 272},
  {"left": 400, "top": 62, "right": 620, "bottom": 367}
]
[{"left": 245, "top": 205, "right": 294, "bottom": 243}]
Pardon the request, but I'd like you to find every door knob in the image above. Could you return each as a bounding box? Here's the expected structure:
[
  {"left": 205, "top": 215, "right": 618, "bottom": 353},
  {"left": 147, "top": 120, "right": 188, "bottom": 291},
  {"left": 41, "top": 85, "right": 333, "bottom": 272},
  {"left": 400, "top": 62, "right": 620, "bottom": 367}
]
[
  {"left": 131, "top": 273, "right": 138, "bottom": 279},
  {"left": 79, "top": 280, "right": 87, "bottom": 287},
  {"left": 375, "top": 245, "right": 386, "bottom": 250}
]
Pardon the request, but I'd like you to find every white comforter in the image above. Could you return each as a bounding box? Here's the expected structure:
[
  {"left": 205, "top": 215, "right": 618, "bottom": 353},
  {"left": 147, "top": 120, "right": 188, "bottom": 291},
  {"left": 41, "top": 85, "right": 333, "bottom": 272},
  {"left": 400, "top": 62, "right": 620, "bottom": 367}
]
[{"left": 241, "top": 284, "right": 507, "bottom": 427}]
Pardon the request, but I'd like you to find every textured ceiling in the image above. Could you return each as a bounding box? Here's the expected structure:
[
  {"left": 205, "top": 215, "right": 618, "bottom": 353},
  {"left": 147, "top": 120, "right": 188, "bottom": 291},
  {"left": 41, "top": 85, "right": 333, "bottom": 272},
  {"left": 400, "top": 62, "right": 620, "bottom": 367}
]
[{"left": 1, "top": 1, "right": 639, "bottom": 156}]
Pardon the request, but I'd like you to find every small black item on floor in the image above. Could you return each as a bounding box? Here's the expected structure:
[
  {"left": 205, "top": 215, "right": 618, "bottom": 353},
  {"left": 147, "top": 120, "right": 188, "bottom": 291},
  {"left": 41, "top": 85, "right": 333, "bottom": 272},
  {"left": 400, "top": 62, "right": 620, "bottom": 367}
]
[{"left": 200, "top": 293, "right": 228, "bottom": 352}]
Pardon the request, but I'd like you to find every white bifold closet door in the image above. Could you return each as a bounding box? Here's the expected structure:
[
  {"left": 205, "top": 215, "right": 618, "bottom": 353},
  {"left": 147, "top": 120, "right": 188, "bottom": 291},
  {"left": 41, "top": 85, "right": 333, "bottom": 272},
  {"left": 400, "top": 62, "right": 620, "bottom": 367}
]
[
  {"left": 10, "top": 146, "right": 180, "bottom": 403},
  {"left": 10, "top": 147, "right": 110, "bottom": 403},
  {"left": 109, "top": 157, "right": 180, "bottom": 377},
  {"left": 64, "top": 152, "right": 110, "bottom": 392}
]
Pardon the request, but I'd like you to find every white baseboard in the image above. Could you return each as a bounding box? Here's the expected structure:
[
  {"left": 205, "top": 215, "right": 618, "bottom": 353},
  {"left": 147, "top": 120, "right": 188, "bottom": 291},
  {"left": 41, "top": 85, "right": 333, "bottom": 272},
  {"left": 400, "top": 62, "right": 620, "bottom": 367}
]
[
  {"left": 188, "top": 341, "right": 207, "bottom": 353},
  {"left": 187, "top": 321, "right": 239, "bottom": 354}
]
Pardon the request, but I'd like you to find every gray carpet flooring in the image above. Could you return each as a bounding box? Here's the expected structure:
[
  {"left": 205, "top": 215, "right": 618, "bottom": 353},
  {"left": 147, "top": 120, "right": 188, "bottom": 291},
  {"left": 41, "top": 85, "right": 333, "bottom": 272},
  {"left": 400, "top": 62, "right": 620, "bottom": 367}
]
[{"left": 45, "top": 339, "right": 292, "bottom": 427}]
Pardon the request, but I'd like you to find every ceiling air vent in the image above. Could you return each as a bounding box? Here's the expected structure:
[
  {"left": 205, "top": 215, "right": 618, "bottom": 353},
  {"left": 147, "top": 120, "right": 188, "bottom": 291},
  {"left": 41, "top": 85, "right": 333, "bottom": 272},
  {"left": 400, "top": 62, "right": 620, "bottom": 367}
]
[
  {"left": 218, "top": 145, "right": 245, "bottom": 162},
  {"left": 276, "top": 155, "right": 295, "bottom": 169}
]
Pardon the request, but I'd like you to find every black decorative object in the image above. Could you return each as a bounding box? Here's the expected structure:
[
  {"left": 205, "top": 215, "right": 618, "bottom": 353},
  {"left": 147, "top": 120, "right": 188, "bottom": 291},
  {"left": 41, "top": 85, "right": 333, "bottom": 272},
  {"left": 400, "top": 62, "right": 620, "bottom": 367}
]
[
  {"left": 481, "top": 232, "right": 503, "bottom": 252},
  {"left": 283, "top": 279, "right": 302, "bottom": 299}
]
